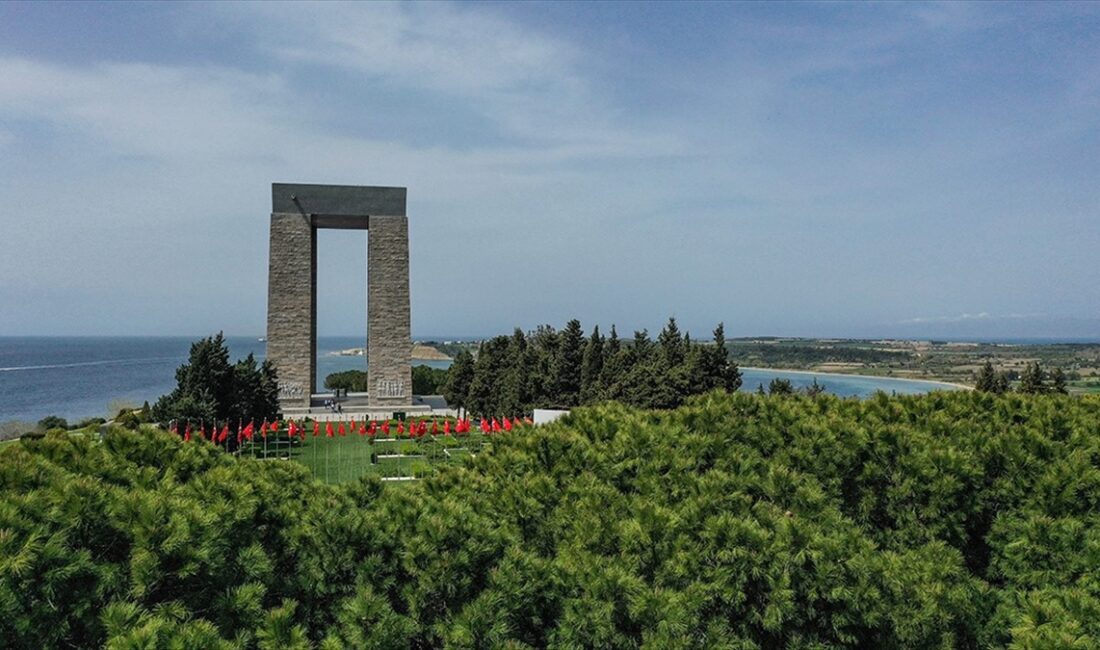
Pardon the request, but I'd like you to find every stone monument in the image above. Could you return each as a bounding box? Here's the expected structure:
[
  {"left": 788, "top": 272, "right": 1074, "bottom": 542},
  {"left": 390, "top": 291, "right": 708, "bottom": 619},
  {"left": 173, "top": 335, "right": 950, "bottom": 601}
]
[{"left": 266, "top": 183, "right": 412, "bottom": 411}]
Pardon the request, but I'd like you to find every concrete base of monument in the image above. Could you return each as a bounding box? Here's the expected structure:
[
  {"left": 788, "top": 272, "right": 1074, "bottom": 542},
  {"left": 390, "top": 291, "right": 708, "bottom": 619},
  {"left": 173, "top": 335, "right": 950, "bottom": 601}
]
[{"left": 279, "top": 393, "right": 454, "bottom": 420}]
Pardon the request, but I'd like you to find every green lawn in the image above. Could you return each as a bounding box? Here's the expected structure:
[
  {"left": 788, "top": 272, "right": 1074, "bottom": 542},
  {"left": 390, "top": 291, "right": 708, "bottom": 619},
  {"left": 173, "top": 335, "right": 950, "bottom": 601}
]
[{"left": 237, "top": 432, "right": 493, "bottom": 483}]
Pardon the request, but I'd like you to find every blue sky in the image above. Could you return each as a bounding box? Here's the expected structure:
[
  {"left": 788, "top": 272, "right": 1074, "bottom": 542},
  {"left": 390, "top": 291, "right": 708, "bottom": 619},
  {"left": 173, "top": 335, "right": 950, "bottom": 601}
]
[{"left": 1, "top": 1, "right": 1098, "bottom": 339}]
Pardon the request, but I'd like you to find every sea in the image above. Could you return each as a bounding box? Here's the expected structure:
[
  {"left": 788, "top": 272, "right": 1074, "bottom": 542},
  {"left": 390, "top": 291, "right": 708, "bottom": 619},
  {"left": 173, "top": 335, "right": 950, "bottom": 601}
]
[{"left": 0, "top": 336, "right": 958, "bottom": 424}]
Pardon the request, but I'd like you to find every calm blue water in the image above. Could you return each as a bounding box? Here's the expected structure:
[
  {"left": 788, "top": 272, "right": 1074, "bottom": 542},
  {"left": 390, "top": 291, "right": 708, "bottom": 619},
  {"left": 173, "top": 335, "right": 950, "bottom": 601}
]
[{"left": 0, "top": 337, "right": 957, "bottom": 423}]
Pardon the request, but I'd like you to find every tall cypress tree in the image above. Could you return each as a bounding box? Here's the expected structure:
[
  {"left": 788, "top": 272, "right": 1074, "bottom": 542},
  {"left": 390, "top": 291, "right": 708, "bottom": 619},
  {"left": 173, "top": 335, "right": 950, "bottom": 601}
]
[
  {"left": 710, "top": 323, "right": 742, "bottom": 392},
  {"left": 975, "top": 361, "right": 999, "bottom": 393},
  {"left": 443, "top": 349, "right": 476, "bottom": 414},
  {"left": 580, "top": 325, "right": 605, "bottom": 404},
  {"left": 500, "top": 328, "right": 530, "bottom": 414},
  {"left": 553, "top": 319, "right": 585, "bottom": 407},
  {"left": 658, "top": 317, "right": 686, "bottom": 367},
  {"left": 599, "top": 325, "right": 625, "bottom": 398}
]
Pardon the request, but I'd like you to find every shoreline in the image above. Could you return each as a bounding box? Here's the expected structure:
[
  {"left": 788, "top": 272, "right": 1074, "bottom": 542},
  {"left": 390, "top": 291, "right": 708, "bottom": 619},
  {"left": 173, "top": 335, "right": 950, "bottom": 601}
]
[{"left": 739, "top": 366, "right": 972, "bottom": 391}]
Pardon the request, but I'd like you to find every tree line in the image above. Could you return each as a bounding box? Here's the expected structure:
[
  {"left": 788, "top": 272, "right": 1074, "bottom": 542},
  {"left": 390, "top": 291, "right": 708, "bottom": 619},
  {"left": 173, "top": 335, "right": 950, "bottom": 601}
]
[
  {"left": 442, "top": 317, "right": 743, "bottom": 415},
  {"left": 3, "top": 390, "right": 1099, "bottom": 647},
  {"left": 974, "top": 360, "right": 1069, "bottom": 394}
]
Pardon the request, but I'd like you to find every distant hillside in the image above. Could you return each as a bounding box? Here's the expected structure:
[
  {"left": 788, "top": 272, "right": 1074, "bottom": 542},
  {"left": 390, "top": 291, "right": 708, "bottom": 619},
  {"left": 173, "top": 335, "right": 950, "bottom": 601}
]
[{"left": 412, "top": 343, "right": 451, "bottom": 361}]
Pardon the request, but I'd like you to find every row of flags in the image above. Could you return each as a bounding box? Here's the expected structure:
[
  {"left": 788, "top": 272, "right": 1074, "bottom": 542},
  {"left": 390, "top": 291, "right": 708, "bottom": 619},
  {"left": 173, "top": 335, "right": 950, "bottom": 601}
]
[{"left": 168, "top": 416, "right": 534, "bottom": 444}]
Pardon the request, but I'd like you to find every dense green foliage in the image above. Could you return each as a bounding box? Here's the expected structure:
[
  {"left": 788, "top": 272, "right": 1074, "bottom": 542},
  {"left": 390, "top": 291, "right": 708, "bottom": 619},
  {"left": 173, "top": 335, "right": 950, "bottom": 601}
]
[
  {"left": 152, "top": 333, "right": 280, "bottom": 426},
  {"left": 3, "top": 391, "right": 1099, "bottom": 647},
  {"left": 324, "top": 369, "right": 368, "bottom": 392},
  {"left": 325, "top": 366, "right": 448, "bottom": 396},
  {"left": 446, "top": 318, "right": 742, "bottom": 415}
]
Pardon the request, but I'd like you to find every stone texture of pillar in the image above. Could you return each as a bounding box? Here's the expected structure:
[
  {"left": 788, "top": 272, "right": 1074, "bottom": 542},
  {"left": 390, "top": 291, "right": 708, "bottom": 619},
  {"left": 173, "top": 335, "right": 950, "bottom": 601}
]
[
  {"left": 367, "top": 215, "right": 412, "bottom": 408},
  {"left": 266, "top": 211, "right": 316, "bottom": 408}
]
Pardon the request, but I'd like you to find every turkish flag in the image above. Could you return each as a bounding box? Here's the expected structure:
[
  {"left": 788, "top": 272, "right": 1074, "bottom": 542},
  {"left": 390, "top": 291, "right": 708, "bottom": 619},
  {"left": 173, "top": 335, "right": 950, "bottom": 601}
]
[
  {"left": 338, "top": 421, "right": 346, "bottom": 436},
  {"left": 397, "top": 421, "right": 405, "bottom": 435},
  {"left": 326, "top": 421, "right": 334, "bottom": 437},
  {"left": 381, "top": 420, "right": 390, "bottom": 435}
]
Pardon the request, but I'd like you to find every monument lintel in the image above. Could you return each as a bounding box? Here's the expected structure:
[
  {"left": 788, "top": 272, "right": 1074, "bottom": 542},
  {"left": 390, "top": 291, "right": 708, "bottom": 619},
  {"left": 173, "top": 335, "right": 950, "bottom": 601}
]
[{"left": 272, "top": 182, "right": 407, "bottom": 219}]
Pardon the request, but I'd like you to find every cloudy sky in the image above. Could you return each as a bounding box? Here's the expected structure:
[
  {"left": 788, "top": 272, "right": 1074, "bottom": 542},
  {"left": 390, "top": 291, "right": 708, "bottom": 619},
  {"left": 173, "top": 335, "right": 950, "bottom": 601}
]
[{"left": 1, "top": 2, "right": 1098, "bottom": 339}]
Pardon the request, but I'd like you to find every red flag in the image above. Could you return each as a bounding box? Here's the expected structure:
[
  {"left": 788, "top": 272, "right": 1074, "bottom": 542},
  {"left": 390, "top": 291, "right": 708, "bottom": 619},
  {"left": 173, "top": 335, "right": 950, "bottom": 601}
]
[
  {"left": 368, "top": 421, "right": 377, "bottom": 437},
  {"left": 417, "top": 420, "right": 427, "bottom": 436},
  {"left": 338, "top": 421, "right": 347, "bottom": 436},
  {"left": 381, "top": 420, "right": 390, "bottom": 435},
  {"left": 313, "top": 421, "right": 320, "bottom": 437},
  {"left": 288, "top": 420, "right": 297, "bottom": 438},
  {"left": 326, "top": 421, "right": 334, "bottom": 438},
  {"left": 397, "top": 421, "right": 405, "bottom": 435},
  {"left": 260, "top": 421, "right": 268, "bottom": 438},
  {"left": 271, "top": 421, "right": 281, "bottom": 435},
  {"left": 503, "top": 417, "right": 512, "bottom": 431},
  {"left": 358, "top": 423, "right": 366, "bottom": 436},
  {"left": 219, "top": 424, "right": 229, "bottom": 443},
  {"left": 299, "top": 421, "right": 307, "bottom": 440},
  {"left": 480, "top": 418, "right": 489, "bottom": 433},
  {"left": 350, "top": 418, "right": 357, "bottom": 431},
  {"left": 443, "top": 420, "right": 451, "bottom": 435},
  {"left": 431, "top": 420, "right": 439, "bottom": 435},
  {"left": 183, "top": 422, "right": 192, "bottom": 442}
]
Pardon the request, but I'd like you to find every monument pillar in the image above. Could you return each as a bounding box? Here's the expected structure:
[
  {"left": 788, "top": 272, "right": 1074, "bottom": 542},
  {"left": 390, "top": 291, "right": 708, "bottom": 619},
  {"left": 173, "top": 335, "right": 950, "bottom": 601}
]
[
  {"left": 266, "top": 211, "right": 315, "bottom": 408},
  {"left": 367, "top": 215, "right": 412, "bottom": 407}
]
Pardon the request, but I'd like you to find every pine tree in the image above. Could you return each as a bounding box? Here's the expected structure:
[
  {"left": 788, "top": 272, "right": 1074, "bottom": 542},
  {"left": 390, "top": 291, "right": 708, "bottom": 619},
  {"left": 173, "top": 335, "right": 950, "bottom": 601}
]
[
  {"left": 443, "top": 349, "right": 476, "bottom": 414},
  {"left": 768, "top": 378, "right": 794, "bottom": 395},
  {"left": 975, "top": 361, "right": 999, "bottom": 393},
  {"left": 710, "top": 322, "right": 742, "bottom": 392},
  {"left": 552, "top": 319, "right": 585, "bottom": 406},
  {"left": 467, "top": 337, "right": 512, "bottom": 416},
  {"left": 658, "top": 317, "right": 686, "bottom": 367},
  {"left": 499, "top": 329, "right": 530, "bottom": 413},
  {"left": 152, "top": 333, "right": 277, "bottom": 424},
  {"left": 580, "top": 325, "right": 605, "bottom": 404},
  {"left": 1050, "top": 368, "right": 1069, "bottom": 395},
  {"left": 1018, "top": 362, "right": 1047, "bottom": 394}
]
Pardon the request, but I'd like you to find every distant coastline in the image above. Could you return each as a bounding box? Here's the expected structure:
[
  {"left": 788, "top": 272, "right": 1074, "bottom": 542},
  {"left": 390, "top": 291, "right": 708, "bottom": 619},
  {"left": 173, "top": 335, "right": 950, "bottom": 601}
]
[{"left": 332, "top": 344, "right": 452, "bottom": 362}]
